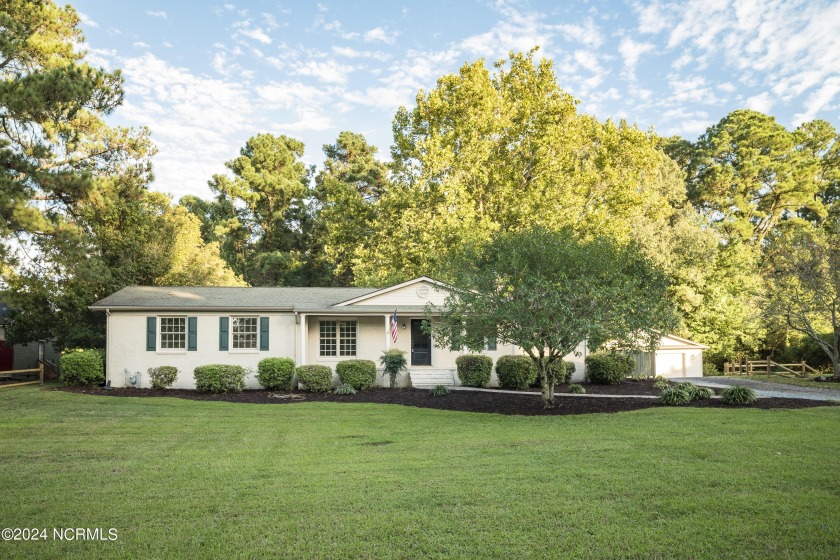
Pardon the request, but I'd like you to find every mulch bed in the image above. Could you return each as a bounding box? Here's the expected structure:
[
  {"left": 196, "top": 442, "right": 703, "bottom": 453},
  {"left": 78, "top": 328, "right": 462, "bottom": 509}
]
[{"left": 53, "top": 384, "right": 837, "bottom": 416}]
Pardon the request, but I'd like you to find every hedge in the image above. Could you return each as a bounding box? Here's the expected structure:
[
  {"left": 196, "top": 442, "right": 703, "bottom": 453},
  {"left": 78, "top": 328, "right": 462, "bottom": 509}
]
[
  {"left": 193, "top": 364, "right": 246, "bottom": 393},
  {"left": 296, "top": 365, "right": 333, "bottom": 392},
  {"left": 456, "top": 354, "right": 493, "bottom": 387},
  {"left": 336, "top": 359, "right": 377, "bottom": 391},
  {"left": 148, "top": 366, "right": 178, "bottom": 389},
  {"left": 257, "top": 357, "right": 295, "bottom": 390},
  {"left": 585, "top": 353, "right": 634, "bottom": 385},
  {"left": 60, "top": 350, "right": 104, "bottom": 387},
  {"left": 495, "top": 355, "right": 537, "bottom": 390}
]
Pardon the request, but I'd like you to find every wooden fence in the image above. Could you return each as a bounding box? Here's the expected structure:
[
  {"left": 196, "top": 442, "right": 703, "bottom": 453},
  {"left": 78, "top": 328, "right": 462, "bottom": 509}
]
[
  {"left": 723, "top": 357, "right": 820, "bottom": 377},
  {"left": 0, "top": 361, "right": 45, "bottom": 388}
]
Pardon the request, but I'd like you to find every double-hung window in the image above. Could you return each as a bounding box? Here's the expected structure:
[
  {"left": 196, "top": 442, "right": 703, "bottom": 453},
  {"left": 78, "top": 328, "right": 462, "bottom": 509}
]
[
  {"left": 160, "top": 317, "right": 186, "bottom": 350},
  {"left": 319, "top": 320, "right": 357, "bottom": 357},
  {"left": 231, "top": 317, "right": 258, "bottom": 350}
]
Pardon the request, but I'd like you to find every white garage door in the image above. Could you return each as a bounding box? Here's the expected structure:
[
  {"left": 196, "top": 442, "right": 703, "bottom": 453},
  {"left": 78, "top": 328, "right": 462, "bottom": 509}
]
[{"left": 657, "top": 353, "right": 686, "bottom": 378}]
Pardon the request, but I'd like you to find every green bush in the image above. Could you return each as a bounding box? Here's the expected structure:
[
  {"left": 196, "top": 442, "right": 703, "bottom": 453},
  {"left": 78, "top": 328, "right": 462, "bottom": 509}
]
[
  {"left": 585, "top": 353, "right": 634, "bottom": 385},
  {"left": 659, "top": 387, "right": 692, "bottom": 406},
  {"left": 257, "top": 357, "right": 295, "bottom": 390},
  {"left": 653, "top": 378, "right": 670, "bottom": 390},
  {"left": 148, "top": 366, "right": 178, "bottom": 389},
  {"left": 430, "top": 385, "right": 450, "bottom": 397},
  {"left": 60, "top": 350, "right": 104, "bottom": 387},
  {"left": 456, "top": 354, "right": 493, "bottom": 387},
  {"left": 673, "top": 382, "right": 714, "bottom": 401},
  {"left": 550, "top": 360, "right": 575, "bottom": 384},
  {"left": 333, "top": 383, "right": 356, "bottom": 395},
  {"left": 721, "top": 386, "right": 757, "bottom": 405},
  {"left": 296, "top": 365, "right": 333, "bottom": 392},
  {"left": 495, "top": 355, "right": 537, "bottom": 390},
  {"left": 336, "top": 359, "right": 377, "bottom": 391},
  {"left": 193, "top": 365, "right": 246, "bottom": 393},
  {"left": 702, "top": 362, "right": 722, "bottom": 376},
  {"left": 568, "top": 383, "right": 586, "bottom": 394}
]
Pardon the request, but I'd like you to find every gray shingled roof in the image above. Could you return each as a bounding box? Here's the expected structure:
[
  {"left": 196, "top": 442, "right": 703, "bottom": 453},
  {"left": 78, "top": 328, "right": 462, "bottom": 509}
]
[{"left": 90, "top": 286, "right": 378, "bottom": 311}]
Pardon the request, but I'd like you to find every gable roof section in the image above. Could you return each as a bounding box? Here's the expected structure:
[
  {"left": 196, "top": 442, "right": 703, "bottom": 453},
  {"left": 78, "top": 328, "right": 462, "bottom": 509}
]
[
  {"left": 659, "top": 334, "right": 710, "bottom": 350},
  {"left": 334, "top": 276, "right": 452, "bottom": 306},
  {"left": 90, "top": 286, "right": 377, "bottom": 312}
]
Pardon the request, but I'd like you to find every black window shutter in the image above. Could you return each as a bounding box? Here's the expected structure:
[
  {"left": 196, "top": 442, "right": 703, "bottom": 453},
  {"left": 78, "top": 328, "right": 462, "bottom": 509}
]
[
  {"left": 219, "top": 317, "right": 229, "bottom": 351},
  {"left": 188, "top": 317, "right": 197, "bottom": 351},
  {"left": 259, "top": 317, "right": 269, "bottom": 351},
  {"left": 146, "top": 317, "right": 156, "bottom": 351}
]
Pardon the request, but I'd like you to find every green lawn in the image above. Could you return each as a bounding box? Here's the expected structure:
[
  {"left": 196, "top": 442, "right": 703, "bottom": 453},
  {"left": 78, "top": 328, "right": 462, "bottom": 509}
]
[
  {"left": 721, "top": 374, "right": 836, "bottom": 389},
  {"left": 1, "top": 388, "right": 839, "bottom": 559}
]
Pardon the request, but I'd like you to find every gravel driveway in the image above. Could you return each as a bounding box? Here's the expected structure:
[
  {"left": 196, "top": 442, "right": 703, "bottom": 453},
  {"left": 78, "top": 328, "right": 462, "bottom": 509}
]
[{"left": 683, "top": 377, "right": 840, "bottom": 402}]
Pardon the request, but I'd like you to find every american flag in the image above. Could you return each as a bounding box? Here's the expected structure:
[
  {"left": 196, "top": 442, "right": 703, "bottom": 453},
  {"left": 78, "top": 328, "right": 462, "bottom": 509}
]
[{"left": 391, "top": 310, "right": 398, "bottom": 344}]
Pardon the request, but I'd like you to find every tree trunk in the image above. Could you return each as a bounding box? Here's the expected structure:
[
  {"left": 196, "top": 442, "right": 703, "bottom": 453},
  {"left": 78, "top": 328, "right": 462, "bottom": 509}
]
[{"left": 538, "top": 361, "right": 555, "bottom": 409}]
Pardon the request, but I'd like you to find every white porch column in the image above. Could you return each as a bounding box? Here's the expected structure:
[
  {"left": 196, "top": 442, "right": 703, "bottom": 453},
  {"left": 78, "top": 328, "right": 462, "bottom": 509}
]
[
  {"left": 384, "top": 314, "right": 391, "bottom": 351},
  {"left": 299, "top": 313, "right": 307, "bottom": 365}
]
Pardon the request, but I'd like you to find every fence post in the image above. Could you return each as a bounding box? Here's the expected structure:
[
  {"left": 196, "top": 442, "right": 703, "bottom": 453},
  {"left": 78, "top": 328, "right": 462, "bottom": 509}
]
[
  {"left": 766, "top": 356, "right": 772, "bottom": 377},
  {"left": 801, "top": 361, "right": 806, "bottom": 376},
  {"left": 39, "top": 361, "right": 44, "bottom": 385},
  {"left": 724, "top": 362, "right": 729, "bottom": 375}
]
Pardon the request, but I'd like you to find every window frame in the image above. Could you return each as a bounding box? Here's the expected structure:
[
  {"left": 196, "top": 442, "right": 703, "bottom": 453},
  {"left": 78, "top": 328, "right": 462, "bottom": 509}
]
[
  {"left": 229, "top": 315, "right": 259, "bottom": 352},
  {"left": 319, "top": 319, "right": 358, "bottom": 358},
  {"left": 159, "top": 316, "right": 187, "bottom": 352}
]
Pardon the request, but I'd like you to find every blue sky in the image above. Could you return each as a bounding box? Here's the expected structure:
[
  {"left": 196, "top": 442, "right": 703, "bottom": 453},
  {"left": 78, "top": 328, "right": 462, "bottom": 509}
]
[{"left": 71, "top": 0, "right": 840, "bottom": 201}]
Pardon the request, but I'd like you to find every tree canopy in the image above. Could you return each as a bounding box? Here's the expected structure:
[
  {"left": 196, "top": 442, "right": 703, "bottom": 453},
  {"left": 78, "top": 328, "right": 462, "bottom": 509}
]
[{"left": 431, "top": 227, "right": 678, "bottom": 408}]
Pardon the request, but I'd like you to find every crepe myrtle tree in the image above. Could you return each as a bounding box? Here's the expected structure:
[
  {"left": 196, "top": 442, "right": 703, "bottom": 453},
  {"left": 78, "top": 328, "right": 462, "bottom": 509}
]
[{"left": 427, "top": 227, "right": 678, "bottom": 408}]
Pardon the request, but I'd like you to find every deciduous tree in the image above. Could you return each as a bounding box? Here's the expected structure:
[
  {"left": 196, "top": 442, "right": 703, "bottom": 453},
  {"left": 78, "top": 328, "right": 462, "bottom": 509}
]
[{"left": 430, "top": 227, "right": 678, "bottom": 408}]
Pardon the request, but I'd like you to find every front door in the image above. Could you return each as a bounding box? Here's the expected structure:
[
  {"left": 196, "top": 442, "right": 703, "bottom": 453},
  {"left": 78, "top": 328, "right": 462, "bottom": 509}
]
[{"left": 410, "top": 319, "right": 431, "bottom": 366}]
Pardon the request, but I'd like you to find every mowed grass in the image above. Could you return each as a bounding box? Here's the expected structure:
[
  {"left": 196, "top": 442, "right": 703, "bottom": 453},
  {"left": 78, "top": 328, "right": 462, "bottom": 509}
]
[{"left": 1, "top": 388, "right": 839, "bottom": 559}]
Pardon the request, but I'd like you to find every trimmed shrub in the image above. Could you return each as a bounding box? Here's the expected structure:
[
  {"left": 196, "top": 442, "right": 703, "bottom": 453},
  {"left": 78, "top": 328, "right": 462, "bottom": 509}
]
[
  {"left": 568, "top": 383, "right": 586, "bottom": 394},
  {"left": 257, "top": 357, "right": 295, "bottom": 390},
  {"left": 193, "top": 365, "right": 246, "bottom": 393},
  {"left": 585, "top": 353, "right": 634, "bottom": 385},
  {"left": 296, "top": 365, "right": 333, "bottom": 392},
  {"left": 653, "top": 376, "right": 670, "bottom": 390},
  {"left": 659, "top": 386, "right": 692, "bottom": 406},
  {"left": 721, "top": 386, "right": 757, "bottom": 405},
  {"left": 702, "top": 362, "right": 722, "bottom": 376},
  {"left": 60, "top": 350, "right": 104, "bottom": 387},
  {"left": 380, "top": 349, "right": 408, "bottom": 388},
  {"left": 336, "top": 359, "right": 377, "bottom": 391},
  {"left": 334, "top": 383, "right": 356, "bottom": 395},
  {"left": 496, "top": 355, "right": 537, "bottom": 390},
  {"left": 148, "top": 366, "right": 178, "bottom": 390},
  {"left": 456, "top": 354, "right": 493, "bottom": 387},
  {"left": 430, "top": 385, "right": 450, "bottom": 397}
]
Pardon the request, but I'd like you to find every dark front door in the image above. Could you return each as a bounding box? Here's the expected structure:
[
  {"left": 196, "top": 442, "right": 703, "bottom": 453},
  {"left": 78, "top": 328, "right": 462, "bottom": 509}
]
[{"left": 410, "top": 319, "right": 431, "bottom": 366}]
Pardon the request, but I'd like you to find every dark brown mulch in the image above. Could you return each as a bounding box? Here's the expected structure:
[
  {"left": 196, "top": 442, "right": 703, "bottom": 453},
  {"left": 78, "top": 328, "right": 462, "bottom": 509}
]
[
  {"left": 511, "top": 380, "right": 668, "bottom": 396},
  {"left": 52, "top": 386, "right": 836, "bottom": 416}
]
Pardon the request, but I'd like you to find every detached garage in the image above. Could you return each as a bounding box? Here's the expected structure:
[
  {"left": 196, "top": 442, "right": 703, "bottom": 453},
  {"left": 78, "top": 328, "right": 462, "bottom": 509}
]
[{"left": 631, "top": 334, "right": 708, "bottom": 378}]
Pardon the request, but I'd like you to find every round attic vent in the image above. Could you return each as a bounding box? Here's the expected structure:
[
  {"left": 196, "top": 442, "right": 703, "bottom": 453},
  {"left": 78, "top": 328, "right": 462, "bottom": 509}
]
[{"left": 416, "top": 285, "right": 430, "bottom": 298}]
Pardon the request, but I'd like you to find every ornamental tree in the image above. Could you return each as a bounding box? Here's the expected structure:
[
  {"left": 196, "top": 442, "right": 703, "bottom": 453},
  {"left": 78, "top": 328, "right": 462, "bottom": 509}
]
[
  {"left": 766, "top": 224, "right": 840, "bottom": 377},
  {"left": 429, "top": 227, "right": 678, "bottom": 408}
]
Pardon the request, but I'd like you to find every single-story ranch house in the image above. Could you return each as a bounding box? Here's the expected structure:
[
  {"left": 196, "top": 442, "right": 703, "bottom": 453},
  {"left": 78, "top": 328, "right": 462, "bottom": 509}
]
[{"left": 90, "top": 277, "right": 707, "bottom": 389}]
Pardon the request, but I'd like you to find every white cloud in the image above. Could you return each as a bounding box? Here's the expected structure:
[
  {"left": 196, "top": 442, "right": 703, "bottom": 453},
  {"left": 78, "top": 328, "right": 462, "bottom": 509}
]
[
  {"left": 745, "top": 91, "right": 774, "bottom": 113},
  {"left": 293, "top": 59, "right": 355, "bottom": 84},
  {"left": 256, "top": 82, "right": 333, "bottom": 108},
  {"left": 793, "top": 76, "right": 840, "bottom": 125},
  {"left": 132, "top": 41, "right": 150, "bottom": 49},
  {"left": 332, "top": 46, "right": 390, "bottom": 61},
  {"left": 234, "top": 21, "right": 272, "bottom": 45},
  {"left": 146, "top": 10, "right": 168, "bottom": 20},
  {"left": 634, "top": 1, "right": 674, "bottom": 35},
  {"left": 554, "top": 18, "right": 603, "bottom": 48},
  {"left": 117, "top": 53, "right": 256, "bottom": 199},
  {"left": 618, "top": 37, "right": 655, "bottom": 76},
  {"left": 461, "top": 3, "right": 550, "bottom": 60},
  {"left": 77, "top": 11, "right": 99, "bottom": 28},
  {"left": 364, "top": 27, "right": 398, "bottom": 45},
  {"left": 668, "top": 74, "right": 719, "bottom": 105}
]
